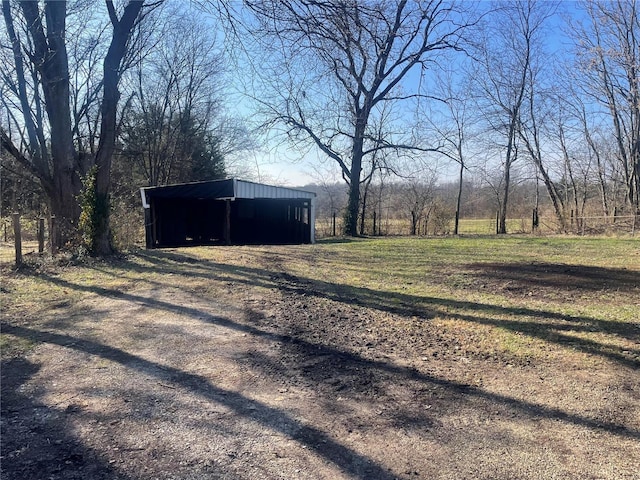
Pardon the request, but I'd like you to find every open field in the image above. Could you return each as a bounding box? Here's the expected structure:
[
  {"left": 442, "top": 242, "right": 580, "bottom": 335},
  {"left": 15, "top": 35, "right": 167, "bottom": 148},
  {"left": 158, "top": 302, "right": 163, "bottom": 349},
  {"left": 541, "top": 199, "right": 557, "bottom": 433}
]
[
  {"left": 1, "top": 236, "right": 639, "bottom": 479},
  {"left": 314, "top": 217, "right": 535, "bottom": 237},
  {"left": 314, "top": 216, "right": 639, "bottom": 237}
]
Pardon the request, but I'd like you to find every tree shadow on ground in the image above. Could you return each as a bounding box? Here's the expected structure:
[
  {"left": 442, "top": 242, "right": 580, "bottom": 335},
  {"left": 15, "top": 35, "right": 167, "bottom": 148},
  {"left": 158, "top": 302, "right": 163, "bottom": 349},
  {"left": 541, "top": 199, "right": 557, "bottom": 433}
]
[
  {"left": 6, "top": 246, "right": 638, "bottom": 474},
  {"left": 87, "top": 250, "right": 640, "bottom": 368},
  {"left": 3, "top": 311, "right": 638, "bottom": 465},
  {"left": 236, "top": 306, "right": 640, "bottom": 441},
  {"left": 4, "top": 260, "right": 640, "bottom": 443},
  {"left": 315, "top": 237, "right": 361, "bottom": 244},
  {"left": 0, "top": 357, "right": 132, "bottom": 480},
  {"left": 276, "top": 276, "right": 640, "bottom": 369},
  {"left": 467, "top": 262, "right": 640, "bottom": 293},
  {"left": 0, "top": 323, "right": 399, "bottom": 480}
]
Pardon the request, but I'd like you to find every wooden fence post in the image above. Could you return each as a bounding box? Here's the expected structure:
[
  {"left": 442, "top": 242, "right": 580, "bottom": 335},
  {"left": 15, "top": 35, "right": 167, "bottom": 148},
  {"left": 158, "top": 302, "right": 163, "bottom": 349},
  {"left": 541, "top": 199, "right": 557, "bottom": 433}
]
[
  {"left": 38, "top": 217, "right": 45, "bottom": 253},
  {"left": 13, "top": 213, "right": 22, "bottom": 267},
  {"left": 332, "top": 212, "right": 336, "bottom": 237}
]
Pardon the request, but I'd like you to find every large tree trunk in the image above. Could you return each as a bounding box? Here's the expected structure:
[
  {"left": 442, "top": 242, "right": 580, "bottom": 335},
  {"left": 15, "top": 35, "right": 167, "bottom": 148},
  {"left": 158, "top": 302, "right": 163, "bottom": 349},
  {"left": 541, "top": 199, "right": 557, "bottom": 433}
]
[
  {"left": 19, "top": 1, "right": 81, "bottom": 247},
  {"left": 93, "top": 1, "right": 144, "bottom": 255},
  {"left": 345, "top": 161, "right": 362, "bottom": 237},
  {"left": 632, "top": 139, "right": 640, "bottom": 213},
  {"left": 359, "top": 185, "right": 368, "bottom": 236},
  {"left": 48, "top": 186, "right": 80, "bottom": 248},
  {"left": 344, "top": 120, "right": 366, "bottom": 236}
]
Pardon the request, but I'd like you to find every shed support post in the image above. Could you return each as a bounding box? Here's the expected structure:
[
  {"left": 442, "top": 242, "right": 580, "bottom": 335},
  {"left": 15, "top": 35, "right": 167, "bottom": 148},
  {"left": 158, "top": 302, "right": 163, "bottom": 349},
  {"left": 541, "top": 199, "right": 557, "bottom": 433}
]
[
  {"left": 224, "top": 199, "right": 231, "bottom": 245},
  {"left": 309, "top": 197, "right": 316, "bottom": 244}
]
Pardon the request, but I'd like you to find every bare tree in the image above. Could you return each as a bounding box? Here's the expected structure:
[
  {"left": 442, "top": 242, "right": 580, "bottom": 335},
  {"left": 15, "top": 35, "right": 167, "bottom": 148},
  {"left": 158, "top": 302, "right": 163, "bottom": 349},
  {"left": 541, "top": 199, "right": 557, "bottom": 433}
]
[
  {"left": 404, "top": 176, "right": 437, "bottom": 235},
  {"left": 545, "top": 88, "right": 619, "bottom": 230},
  {"left": 244, "top": 0, "right": 476, "bottom": 235},
  {"left": 1, "top": 0, "right": 156, "bottom": 253},
  {"left": 555, "top": 109, "right": 590, "bottom": 231},
  {"left": 518, "top": 68, "right": 567, "bottom": 231},
  {"left": 120, "top": 6, "right": 225, "bottom": 187},
  {"left": 571, "top": 0, "right": 640, "bottom": 215},
  {"left": 472, "top": 0, "right": 554, "bottom": 234},
  {"left": 2, "top": 1, "right": 81, "bottom": 244},
  {"left": 423, "top": 67, "right": 475, "bottom": 235}
]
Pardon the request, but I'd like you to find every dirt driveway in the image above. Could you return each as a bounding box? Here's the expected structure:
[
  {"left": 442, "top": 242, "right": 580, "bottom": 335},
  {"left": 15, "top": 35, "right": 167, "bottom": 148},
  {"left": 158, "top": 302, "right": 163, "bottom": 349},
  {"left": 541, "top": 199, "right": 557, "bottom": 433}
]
[{"left": 1, "top": 245, "right": 639, "bottom": 479}]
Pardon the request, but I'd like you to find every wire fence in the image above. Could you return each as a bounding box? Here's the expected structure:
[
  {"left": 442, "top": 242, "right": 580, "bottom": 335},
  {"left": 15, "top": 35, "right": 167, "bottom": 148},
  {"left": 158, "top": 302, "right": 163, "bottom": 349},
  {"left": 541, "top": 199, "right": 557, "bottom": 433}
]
[
  {"left": 0, "top": 215, "right": 49, "bottom": 266},
  {"left": 0, "top": 206, "right": 145, "bottom": 266},
  {"left": 315, "top": 213, "right": 639, "bottom": 238}
]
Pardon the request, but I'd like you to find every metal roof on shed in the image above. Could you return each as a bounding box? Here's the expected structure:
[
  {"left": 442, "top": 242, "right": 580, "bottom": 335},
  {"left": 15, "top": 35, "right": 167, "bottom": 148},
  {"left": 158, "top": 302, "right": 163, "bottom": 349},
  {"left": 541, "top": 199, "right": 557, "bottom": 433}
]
[
  {"left": 234, "top": 179, "right": 315, "bottom": 199},
  {"left": 141, "top": 178, "right": 315, "bottom": 203}
]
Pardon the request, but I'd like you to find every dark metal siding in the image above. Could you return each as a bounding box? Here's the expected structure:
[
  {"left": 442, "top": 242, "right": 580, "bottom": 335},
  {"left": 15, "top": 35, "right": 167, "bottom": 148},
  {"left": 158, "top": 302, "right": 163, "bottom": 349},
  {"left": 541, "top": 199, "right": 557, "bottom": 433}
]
[{"left": 146, "top": 197, "right": 312, "bottom": 247}]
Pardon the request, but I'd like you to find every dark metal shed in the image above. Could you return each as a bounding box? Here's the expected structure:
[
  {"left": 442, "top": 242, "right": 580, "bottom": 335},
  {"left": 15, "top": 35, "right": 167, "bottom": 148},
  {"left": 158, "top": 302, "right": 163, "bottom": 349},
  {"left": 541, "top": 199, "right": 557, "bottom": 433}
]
[{"left": 140, "top": 179, "right": 316, "bottom": 248}]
